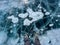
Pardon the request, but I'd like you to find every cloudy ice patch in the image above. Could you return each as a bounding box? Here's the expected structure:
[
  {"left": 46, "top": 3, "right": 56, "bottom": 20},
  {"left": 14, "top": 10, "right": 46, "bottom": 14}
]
[
  {"left": 58, "top": 2, "right": 60, "bottom": 7},
  {"left": 27, "top": 7, "right": 44, "bottom": 21},
  {"left": 7, "top": 15, "right": 14, "bottom": 19},
  {"left": 0, "top": 0, "right": 10, "bottom": 10},
  {"left": 27, "top": 7, "right": 34, "bottom": 14},
  {"left": 0, "top": 0, "right": 25, "bottom": 11},
  {"left": 7, "top": 37, "right": 19, "bottom": 45},
  {"left": 49, "top": 23, "right": 54, "bottom": 27},
  {"left": 31, "top": 12, "right": 44, "bottom": 22},
  {"left": 40, "top": 28, "right": 60, "bottom": 45},
  {"left": 23, "top": 19, "right": 32, "bottom": 26},
  {"left": 18, "top": 13, "right": 28, "bottom": 18},
  {"left": 45, "top": 12, "right": 50, "bottom": 15},
  {"left": 22, "top": 7, "right": 44, "bottom": 26},
  {"left": 0, "top": 31, "right": 7, "bottom": 44},
  {"left": 57, "top": 15, "right": 60, "bottom": 17},
  {"left": 7, "top": 15, "right": 19, "bottom": 23}
]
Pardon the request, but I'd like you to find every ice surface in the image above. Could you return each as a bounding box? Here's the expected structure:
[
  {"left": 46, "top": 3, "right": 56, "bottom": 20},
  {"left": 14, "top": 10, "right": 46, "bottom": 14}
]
[
  {"left": 57, "top": 15, "right": 60, "bottom": 17},
  {"left": 23, "top": 0, "right": 29, "bottom": 4},
  {"left": 49, "top": 23, "right": 54, "bottom": 27},
  {"left": 7, "top": 37, "right": 19, "bottom": 45},
  {"left": 40, "top": 28, "right": 60, "bottom": 45},
  {"left": 23, "top": 19, "right": 32, "bottom": 26},
  {"left": 0, "top": 0, "right": 60, "bottom": 45},
  {"left": 20, "top": 34, "right": 24, "bottom": 45},
  {"left": 7, "top": 15, "right": 14, "bottom": 19},
  {"left": 18, "top": 13, "right": 28, "bottom": 18},
  {"left": 45, "top": 12, "right": 50, "bottom": 15},
  {"left": 12, "top": 17, "right": 19, "bottom": 23},
  {"left": 27, "top": 7, "right": 34, "bottom": 14},
  {"left": 58, "top": 2, "right": 60, "bottom": 7},
  {"left": 31, "top": 12, "right": 44, "bottom": 22},
  {"left": 0, "top": 0, "right": 9, "bottom": 10},
  {"left": 0, "top": 31, "right": 7, "bottom": 44},
  {"left": 7, "top": 15, "right": 19, "bottom": 23},
  {"left": 27, "top": 8, "right": 44, "bottom": 21}
]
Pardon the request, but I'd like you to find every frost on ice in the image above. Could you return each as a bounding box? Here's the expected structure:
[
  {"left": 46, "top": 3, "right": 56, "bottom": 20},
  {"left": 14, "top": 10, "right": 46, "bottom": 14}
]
[
  {"left": 0, "top": 31, "right": 7, "bottom": 44},
  {"left": 27, "top": 8, "right": 44, "bottom": 21},
  {"left": 45, "top": 12, "right": 50, "bottom": 15},
  {"left": 23, "top": 7, "right": 44, "bottom": 26},
  {"left": 0, "top": 0, "right": 60, "bottom": 45},
  {"left": 23, "top": 19, "right": 32, "bottom": 26},
  {"left": 40, "top": 29, "right": 60, "bottom": 45},
  {"left": 49, "top": 23, "right": 54, "bottom": 27},
  {"left": 7, "top": 15, "right": 19, "bottom": 23},
  {"left": 27, "top": 7, "right": 34, "bottom": 14},
  {"left": 18, "top": 13, "right": 28, "bottom": 18},
  {"left": 31, "top": 12, "right": 44, "bottom": 22},
  {"left": 7, "top": 37, "right": 19, "bottom": 45}
]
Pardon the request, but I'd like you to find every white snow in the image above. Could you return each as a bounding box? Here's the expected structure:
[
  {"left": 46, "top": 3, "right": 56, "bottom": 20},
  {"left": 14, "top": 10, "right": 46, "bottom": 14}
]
[
  {"left": 38, "top": 4, "right": 42, "bottom": 9},
  {"left": 7, "top": 15, "right": 19, "bottom": 23},
  {"left": 56, "top": 19, "right": 58, "bottom": 22},
  {"left": 57, "top": 15, "right": 60, "bottom": 17},
  {"left": 0, "top": 28, "right": 60, "bottom": 45},
  {"left": 43, "top": 9, "right": 47, "bottom": 12},
  {"left": 45, "top": 12, "right": 50, "bottom": 15},
  {"left": 23, "top": 19, "right": 32, "bottom": 26},
  {"left": 27, "top": 8, "right": 44, "bottom": 22},
  {"left": 18, "top": 13, "right": 28, "bottom": 18},
  {"left": 40, "top": 36, "right": 50, "bottom": 45},
  {"left": 12, "top": 17, "right": 19, "bottom": 23},
  {"left": 22, "top": 7, "right": 44, "bottom": 26},
  {"left": 27, "top": 7, "right": 34, "bottom": 14},
  {"left": 31, "top": 12, "right": 44, "bottom": 22},
  {"left": 58, "top": 2, "right": 60, "bottom": 7},
  {"left": 39, "top": 28, "right": 60, "bottom": 45},
  {"left": 7, "top": 15, "right": 14, "bottom": 19},
  {"left": 49, "top": 24, "right": 54, "bottom": 27}
]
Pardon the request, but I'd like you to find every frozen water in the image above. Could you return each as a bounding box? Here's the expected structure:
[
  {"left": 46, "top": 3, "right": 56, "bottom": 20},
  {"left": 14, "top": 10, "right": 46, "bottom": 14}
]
[
  {"left": 31, "top": 11, "right": 44, "bottom": 22},
  {"left": 0, "top": 31, "right": 7, "bottom": 44},
  {"left": 45, "top": 12, "right": 50, "bottom": 15},
  {"left": 12, "top": 17, "right": 19, "bottom": 23},
  {"left": 49, "top": 23, "right": 54, "bottom": 27},
  {"left": 0, "top": 0, "right": 60, "bottom": 45},
  {"left": 7, "top": 15, "right": 19, "bottom": 23},
  {"left": 23, "top": 19, "right": 32, "bottom": 26},
  {"left": 57, "top": 15, "right": 60, "bottom": 17},
  {"left": 23, "top": 0, "right": 29, "bottom": 4},
  {"left": 40, "top": 28, "right": 60, "bottom": 45},
  {"left": 18, "top": 13, "right": 28, "bottom": 18},
  {"left": 7, "top": 37, "right": 19, "bottom": 45}
]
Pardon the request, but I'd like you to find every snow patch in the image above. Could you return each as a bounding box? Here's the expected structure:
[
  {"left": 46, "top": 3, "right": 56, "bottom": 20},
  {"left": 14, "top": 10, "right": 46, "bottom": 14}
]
[
  {"left": 18, "top": 13, "right": 28, "bottom": 18},
  {"left": 7, "top": 15, "right": 19, "bottom": 23},
  {"left": 23, "top": 19, "right": 32, "bottom": 26},
  {"left": 0, "top": 31, "right": 7, "bottom": 44},
  {"left": 40, "top": 28, "right": 60, "bottom": 45}
]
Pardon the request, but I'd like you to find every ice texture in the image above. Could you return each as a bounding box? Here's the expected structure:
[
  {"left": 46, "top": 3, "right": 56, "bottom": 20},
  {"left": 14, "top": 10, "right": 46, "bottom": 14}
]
[
  {"left": 18, "top": 13, "right": 28, "bottom": 18},
  {"left": 7, "top": 37, "right": 19, "bottom": 45},
  {"left": 0, "top": 0, "right": 60, "bottom": 45},
  {"left": 0, "top": 31, "right": 7, "bottom": 44},
  {"left": 23, "top": 19, "right": 32, "bottom": 26},
  {"left": 7, "top": 15, "right": 19, "bottom": 23},
  {"left": 40, "top": 28, "right": 60, "bottom": 45}
]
